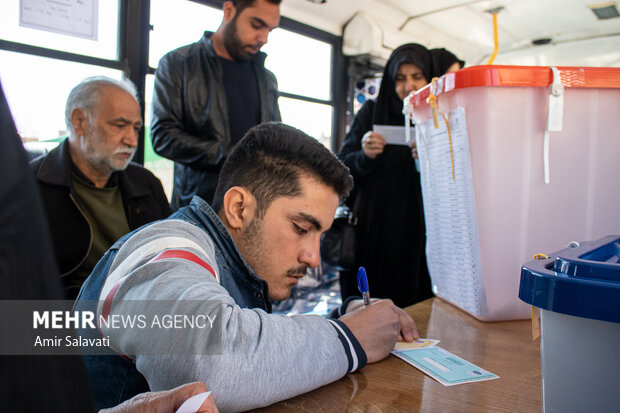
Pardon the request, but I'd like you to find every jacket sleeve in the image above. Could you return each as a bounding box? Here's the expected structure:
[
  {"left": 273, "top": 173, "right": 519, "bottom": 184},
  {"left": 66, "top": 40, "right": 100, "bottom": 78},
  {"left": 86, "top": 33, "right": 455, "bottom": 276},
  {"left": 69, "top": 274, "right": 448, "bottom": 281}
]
[
  {"left": 99, "top": 220, "right": 366, "bottom": 412},
  {"left": 264, "top": 69, "right": 282, "bottom": 122},
  {"left": 338, "top": 100, "right": 379, "bottom": 178},
  {"left": 150, "top": 53, "right": 226, "bottom": 170}
]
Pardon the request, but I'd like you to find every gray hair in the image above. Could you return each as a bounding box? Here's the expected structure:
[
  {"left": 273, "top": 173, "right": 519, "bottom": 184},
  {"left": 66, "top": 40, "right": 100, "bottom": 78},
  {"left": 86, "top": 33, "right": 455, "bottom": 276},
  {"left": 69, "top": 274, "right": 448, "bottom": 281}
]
[{"left": 65, "top": 76, "right": 139, "bottom": 134}]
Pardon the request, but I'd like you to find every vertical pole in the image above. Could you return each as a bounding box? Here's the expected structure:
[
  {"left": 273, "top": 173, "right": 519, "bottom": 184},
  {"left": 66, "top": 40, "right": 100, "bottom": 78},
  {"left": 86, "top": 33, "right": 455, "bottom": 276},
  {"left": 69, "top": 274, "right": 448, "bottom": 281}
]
[{"left": 120, "top": 0, "right": 151, "bottom": 165}]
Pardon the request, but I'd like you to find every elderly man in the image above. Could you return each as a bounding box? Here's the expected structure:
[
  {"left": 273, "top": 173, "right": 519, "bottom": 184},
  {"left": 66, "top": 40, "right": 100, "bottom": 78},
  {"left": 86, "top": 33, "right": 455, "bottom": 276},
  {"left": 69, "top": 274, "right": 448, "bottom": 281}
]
[
  {"left": 77, "top": 122, "right": 418, "bottom": 412},
  {"left": 30, "top": 76, "right": 171, "bottom": 299},
  {"left": 151, "top": 0, "right": 282, "bottom": 210}
]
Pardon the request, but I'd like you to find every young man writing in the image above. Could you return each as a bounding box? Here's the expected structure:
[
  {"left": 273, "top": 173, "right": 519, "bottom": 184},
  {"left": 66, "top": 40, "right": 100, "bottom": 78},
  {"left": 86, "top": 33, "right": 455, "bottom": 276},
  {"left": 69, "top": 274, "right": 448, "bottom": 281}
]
[{"left": 77, "top": 122, "right": 418, "bottom": 412}]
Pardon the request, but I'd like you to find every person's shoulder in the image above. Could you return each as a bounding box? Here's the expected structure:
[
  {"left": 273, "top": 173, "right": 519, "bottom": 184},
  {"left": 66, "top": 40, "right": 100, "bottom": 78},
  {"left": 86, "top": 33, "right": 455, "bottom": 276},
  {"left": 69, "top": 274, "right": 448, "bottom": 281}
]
[
  {"left": 125, "top": 161, "right": 153, "bottom": 175},
  {"left": 134, "top": 218, "right": 198, "bottom": 235},
  {"left": 262, "top": 66, "right": 278, "bottom": 84},
  {"left": 156, "top": 39, "right": 211, "bottom": 80},
  {"left": 109, "top": 217, "right": 219, "bottom": 287},
  {"left": 164, "top": 42, "right": 200, "bottom": 59},
  {"left": 28, "top": 143, "right": 64, "bottom": 177},
  {"left": 28, "top": 151, "right": 46, "bottom": 171},
  {"left": 119, "top": 218, "right": 217, "bottom": 263},
  {"left": 361, "top": 99, "right": 377, "bottom": 112},
  {"left": 354, "top": 99, "right": 376, "bottom": 120},
  {"left": 124, "top": 162, "right": 162, "bottom": 184},
  {"left": 160, "top": 34, "right": 210, "bottom": 63}
]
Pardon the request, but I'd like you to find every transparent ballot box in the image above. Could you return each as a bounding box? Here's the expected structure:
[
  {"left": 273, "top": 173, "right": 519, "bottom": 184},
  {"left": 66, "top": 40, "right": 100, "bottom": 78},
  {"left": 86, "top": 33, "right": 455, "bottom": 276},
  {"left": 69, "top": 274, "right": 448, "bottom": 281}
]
[{"left": 404, "top": 65, "right": 620, "bottom": 321}]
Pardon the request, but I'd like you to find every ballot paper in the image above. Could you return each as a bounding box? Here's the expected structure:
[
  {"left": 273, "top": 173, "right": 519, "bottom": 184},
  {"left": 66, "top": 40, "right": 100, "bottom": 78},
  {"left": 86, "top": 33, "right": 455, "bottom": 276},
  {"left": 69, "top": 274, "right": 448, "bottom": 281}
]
[
  {"left": 175, "top": 391, "right": 212, "bottom": 413},
  {"left": 373, "top": 124, "right": 410, "bottom": 146},
  {"left": 392, "top": 346, "right": 499, "bottom": 386},
  {"left": 393, "top": 338, "right": 440, "bottom": 351}
]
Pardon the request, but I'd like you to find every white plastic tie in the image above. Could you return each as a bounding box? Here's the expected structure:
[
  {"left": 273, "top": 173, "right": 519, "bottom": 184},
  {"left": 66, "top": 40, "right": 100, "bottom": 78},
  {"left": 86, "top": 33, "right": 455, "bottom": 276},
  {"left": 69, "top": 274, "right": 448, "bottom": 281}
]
[
  {"left": 544, "top": 67, "right": 565, "bottom": 184},
  {"left": 547, "top": 67, "right": 564, "bottom": 131}
]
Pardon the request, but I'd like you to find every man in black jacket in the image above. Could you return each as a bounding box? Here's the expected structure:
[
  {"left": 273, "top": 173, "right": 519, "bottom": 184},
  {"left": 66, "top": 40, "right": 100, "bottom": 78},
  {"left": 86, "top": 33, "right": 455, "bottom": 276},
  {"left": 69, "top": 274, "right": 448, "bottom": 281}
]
[
  {"left": 151, "top": 0, "right": 282, "bottom": 210},
  {"left": 30, "top": 76, "right": 172, "bottom": 299}
]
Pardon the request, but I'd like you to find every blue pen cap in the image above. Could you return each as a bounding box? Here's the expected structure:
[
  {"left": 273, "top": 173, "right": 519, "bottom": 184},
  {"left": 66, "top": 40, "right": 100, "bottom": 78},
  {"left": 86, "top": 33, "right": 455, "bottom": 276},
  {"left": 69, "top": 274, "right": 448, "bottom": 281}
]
[{"left": 357, "top": 267, "right": 369, "bottom": 293}]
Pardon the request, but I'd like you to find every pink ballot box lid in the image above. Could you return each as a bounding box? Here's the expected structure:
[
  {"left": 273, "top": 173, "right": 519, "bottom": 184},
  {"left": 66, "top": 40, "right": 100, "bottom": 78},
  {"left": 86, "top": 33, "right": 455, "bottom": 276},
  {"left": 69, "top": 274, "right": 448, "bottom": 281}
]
[{"left": 403, "top": 65, "right": 620, "bottom": 321}]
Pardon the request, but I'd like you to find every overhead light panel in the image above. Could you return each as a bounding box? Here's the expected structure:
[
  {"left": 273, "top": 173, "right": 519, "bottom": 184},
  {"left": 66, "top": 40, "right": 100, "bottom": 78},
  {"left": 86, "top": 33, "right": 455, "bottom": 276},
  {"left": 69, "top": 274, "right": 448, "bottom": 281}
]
[{"left": 588, "top": 2, "right": 620, "bottom": 19}]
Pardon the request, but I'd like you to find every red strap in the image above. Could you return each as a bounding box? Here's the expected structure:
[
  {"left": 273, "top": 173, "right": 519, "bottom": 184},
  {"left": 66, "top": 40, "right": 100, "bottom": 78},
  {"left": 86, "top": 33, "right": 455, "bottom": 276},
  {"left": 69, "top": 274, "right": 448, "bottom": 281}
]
[
  {"left": 101, "top": 281, "right": 122, "bottom": 322},
  {"left": 150, "top": 249, "right": 217, "bottom": 280},
  {"left": 101, "top": 249, "right": 217, "bottom": 322},
  {"left": 99, "top": 280, "right": 131, "bottom": 360},
  {"left": 98, "top": 249, "right": 217, "bottom": 361}
]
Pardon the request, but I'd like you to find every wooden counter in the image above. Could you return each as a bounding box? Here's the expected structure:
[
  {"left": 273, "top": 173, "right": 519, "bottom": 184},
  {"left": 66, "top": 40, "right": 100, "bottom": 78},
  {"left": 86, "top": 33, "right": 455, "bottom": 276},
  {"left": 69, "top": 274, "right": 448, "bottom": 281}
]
[{"left": 249, "top": 297, "right": 541, "bottom": 412}]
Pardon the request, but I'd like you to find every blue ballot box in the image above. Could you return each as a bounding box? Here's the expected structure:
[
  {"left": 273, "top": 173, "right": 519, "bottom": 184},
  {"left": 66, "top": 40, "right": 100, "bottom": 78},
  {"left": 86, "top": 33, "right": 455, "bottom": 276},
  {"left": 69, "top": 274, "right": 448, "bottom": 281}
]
[{"left": 519, "top": 235, "right": 620, "bottom": 413}]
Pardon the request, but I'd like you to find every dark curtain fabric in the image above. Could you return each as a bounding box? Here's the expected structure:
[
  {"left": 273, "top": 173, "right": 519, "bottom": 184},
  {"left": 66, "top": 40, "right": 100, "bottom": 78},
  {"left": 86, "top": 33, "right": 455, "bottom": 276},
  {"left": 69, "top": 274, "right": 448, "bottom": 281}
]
[
  {"left": 0, "top": 82, "right": 95, "bottom": 412},
  {"left": 430, "top": 48, "right": 465, "bottom": 77},
  {"left": 338, "top": 44, "right": 434, "bottom": 308}
]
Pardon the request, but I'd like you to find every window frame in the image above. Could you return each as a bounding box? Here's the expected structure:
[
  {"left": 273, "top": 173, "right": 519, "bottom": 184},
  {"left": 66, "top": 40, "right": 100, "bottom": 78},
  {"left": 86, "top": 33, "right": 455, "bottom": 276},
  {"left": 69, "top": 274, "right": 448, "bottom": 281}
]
[
  {"left": 152, "top": 0, "right": 345, "bottom": 152},
  {"left": 0, "top": 0, "right": 346, "bottom": 160},
  {"left": 275, "top": 16, "right": 346, "bottom": 152}
]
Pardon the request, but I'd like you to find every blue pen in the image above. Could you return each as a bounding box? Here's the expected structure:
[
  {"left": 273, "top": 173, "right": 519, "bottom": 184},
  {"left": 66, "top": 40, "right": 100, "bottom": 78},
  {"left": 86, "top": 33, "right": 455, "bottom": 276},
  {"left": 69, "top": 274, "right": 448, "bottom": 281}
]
[{"left": 357, "top": 267, "right": 371, "bottom": 306}]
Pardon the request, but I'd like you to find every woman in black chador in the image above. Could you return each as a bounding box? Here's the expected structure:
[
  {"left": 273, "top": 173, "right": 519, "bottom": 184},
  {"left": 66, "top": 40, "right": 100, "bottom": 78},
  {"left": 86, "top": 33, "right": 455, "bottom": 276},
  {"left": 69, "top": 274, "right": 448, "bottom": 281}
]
[
  {"left": 430, "top": 47, "right": 465, "bottom": 77},
  {"left": 338, "top": 43, "right": 434, "bottom": 308}
]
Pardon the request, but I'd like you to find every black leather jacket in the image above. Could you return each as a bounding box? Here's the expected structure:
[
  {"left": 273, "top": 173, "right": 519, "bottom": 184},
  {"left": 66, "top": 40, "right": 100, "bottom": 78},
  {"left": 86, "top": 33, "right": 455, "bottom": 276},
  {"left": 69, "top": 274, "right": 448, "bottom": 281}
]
[
  {"left": 151, "top": 31, "right": 281, "bottom": 210},
  {"left": 30, "top": 140, "right": 172, "bottom": 298}
]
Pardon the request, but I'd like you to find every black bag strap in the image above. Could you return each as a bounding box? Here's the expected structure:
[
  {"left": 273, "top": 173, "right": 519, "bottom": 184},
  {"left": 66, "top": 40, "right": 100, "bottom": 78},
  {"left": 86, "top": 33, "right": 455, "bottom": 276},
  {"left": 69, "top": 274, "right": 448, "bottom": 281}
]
[
  {"left": 333, "top": 181, "right": 364, "bottom": 225},
  {"left": 351, "top": 187, "right": 363, "bottom": 215}
]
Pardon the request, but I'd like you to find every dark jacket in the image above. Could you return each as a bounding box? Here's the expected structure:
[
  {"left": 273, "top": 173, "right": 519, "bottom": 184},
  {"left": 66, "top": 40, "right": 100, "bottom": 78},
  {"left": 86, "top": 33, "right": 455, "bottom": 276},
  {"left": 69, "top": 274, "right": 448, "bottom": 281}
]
[
  {"left": 30, "top": 139, "right": 172, "bottom": 298},
  {"left": 151, "top": 31, "right": 281, "bottom": 210},
  {"left": 1, "top": 82, "right": 95, "bottom": 412}
]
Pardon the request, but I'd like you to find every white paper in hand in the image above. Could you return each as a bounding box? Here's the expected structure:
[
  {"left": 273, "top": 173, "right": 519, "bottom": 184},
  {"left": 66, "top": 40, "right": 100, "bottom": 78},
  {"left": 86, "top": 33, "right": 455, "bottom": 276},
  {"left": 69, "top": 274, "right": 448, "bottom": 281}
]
[
  {"left": 175, "top": 391, "right": 212, "bottom": 413},
  {"left": 373, "top": 124, "right": 410, "bottom": 145}
]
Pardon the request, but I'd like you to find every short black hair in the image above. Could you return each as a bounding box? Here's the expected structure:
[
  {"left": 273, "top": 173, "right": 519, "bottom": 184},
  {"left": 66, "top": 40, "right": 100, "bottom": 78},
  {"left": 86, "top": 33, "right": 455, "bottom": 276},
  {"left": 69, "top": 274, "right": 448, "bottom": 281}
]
[
  {"left": 212, "top": 122, "right": 353, "bottom": 217},
  {"left": 228, "top": 0, "right": 281, "bottom": 14}
]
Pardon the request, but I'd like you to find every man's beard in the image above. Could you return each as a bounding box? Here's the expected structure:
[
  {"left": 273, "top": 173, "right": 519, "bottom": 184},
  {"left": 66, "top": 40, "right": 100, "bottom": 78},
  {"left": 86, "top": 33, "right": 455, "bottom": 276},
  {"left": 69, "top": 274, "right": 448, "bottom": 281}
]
[
  {"left": 223, "top": 16, "right": 258, "bottom": 61},
  {"left": 82, "top": 129, "right": 135, "bottom": 175},
  {"left": 239, "top": 214, "right": 265, "bottom": 268},
  {"left": 239, "top": 214, "right": 308, "bottom": 280}
]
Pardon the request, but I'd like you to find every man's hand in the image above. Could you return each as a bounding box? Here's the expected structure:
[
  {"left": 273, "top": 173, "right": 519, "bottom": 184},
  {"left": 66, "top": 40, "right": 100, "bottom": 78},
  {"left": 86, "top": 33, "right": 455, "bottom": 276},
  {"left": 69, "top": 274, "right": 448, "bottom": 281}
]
[
  {"left": 345, "top": 298, "right": 419, "bottom": 343},
  {"left": 394, "top": 305, "right": 419, "bottom": 342},
  {"left": 361, "top": 131, "right": 386, "bottom": 159},
  {"left": 100, "top": 381, "right": 219, "bottom": 413},
  {"left": 339, "top": 299, "right": 418, "bottom": 363}
]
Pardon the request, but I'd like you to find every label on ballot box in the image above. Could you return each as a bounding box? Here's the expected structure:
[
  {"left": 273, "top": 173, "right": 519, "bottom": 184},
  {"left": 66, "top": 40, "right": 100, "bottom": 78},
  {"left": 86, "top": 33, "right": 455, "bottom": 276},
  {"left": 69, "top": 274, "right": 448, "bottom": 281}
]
[{"left": 415, "top": 107, "right": 488, "bottom": 318}]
